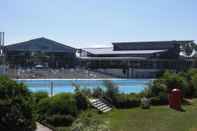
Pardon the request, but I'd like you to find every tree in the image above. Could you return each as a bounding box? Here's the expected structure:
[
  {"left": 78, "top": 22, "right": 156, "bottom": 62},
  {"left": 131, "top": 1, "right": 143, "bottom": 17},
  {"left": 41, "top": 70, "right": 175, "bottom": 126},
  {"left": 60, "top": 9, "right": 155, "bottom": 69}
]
[
  {"left": 32, "top": 91, "right": 48, "bottom": 104},
  {"left": 103, "top": 80, "right": 119, "bottom": 104},
  {"left": 191, "top": 73, "right": 197, "bottom": 97},
  {"left": 36, "top": 93, "right": 78, "bottom": 127},
  {"left": 37, "top": 93, "right": 78, "bottom": 118},
  {"left": 92, "top": 87, "right": 104, "bottom": 98},
  {"left": 0, "top": 76, "right": 36, "bottom": 131},
  {"left": 75, "top": 92, "right": 89, "bottom": 111},
  {"left": 162, "top": 71, "right": 189, "bottom": 96}
]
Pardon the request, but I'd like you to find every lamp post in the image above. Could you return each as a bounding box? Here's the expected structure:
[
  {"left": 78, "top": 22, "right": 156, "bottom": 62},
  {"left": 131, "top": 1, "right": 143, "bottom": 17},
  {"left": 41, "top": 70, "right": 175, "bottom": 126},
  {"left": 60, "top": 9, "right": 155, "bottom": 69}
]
[
  {"left": 50, "top": 81, "right": 54, "bottom": 96},
  {"left": 0, "top": 32, "right": 6, "bottom": 75}
]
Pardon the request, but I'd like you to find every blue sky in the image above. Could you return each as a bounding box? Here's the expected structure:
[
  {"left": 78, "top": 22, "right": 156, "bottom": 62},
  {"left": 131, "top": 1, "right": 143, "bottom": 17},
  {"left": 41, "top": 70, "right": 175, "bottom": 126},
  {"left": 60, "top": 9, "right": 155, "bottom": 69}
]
[{"left": 0, "top": 0, "right": 196, "bottom": 48}]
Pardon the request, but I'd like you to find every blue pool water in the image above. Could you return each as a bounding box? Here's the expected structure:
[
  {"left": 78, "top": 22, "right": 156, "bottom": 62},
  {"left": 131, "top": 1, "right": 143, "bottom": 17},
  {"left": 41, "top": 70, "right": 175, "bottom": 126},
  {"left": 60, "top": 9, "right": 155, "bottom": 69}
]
[{"left": 16, "top": 79, "right": 152, "bottom": 94}]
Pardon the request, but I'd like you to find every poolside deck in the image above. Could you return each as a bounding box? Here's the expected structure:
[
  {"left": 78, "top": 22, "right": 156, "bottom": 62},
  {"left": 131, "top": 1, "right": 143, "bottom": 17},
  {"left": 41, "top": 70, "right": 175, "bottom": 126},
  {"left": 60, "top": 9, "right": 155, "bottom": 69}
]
[{"left": 7, "top": 68, "right": 117, "bottom": 79}]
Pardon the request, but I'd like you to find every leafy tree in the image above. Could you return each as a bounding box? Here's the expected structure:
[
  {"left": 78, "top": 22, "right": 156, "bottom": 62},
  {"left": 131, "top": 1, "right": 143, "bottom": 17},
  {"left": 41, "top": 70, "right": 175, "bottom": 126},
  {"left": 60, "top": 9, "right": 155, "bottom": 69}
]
[
  {"left": 36, "top": 93, "right": 78, "bottom": 127},
  {"left": 79, "top": 88, "right": 92, "bottom": 97},
  {"left": 92, "top": 87, "right": 104, "bottom": 98},
  {"left": 32, "top": 91, "right": 48, "bottom": 103},
  {"left": 143, "top": 70, "right": 194, "bottom": 105},
  {"left": 37, "top": 93, "right": 78, "bottom": 119},
  {"left": 162, "top": 71, "right": 189, "bottom": 96},
  {"left": 36, "top": 97, "right": 51, "bottom": 120},
  {"left": 191, "top": 73, "right": 197, "bottom": 97},
  {"left": 75, "top": 92, "right": 89, "bottom": 111},
  {"left": 0, "top": 76, "right": 36, "bottom": 131},
  {"left": 147, "top": 79, "right": 167, "bottom": 97},
  {"left": 52, "top": 93, "right": 77, "bottom": 116},
  {"left": 31, "top": 92, "right": 49, "bottom": 119},
  {"left": 103, "top": 80, "right": 119, "bottom": 103},
  {"left": 72, "top": 82, "right": 81, "bottom": 93},
  {"left": 179, "top": 69, "right": 197, "bottom": 97},
  {"left": 72, "top": 83, "right": 90, "bottom": 111}
]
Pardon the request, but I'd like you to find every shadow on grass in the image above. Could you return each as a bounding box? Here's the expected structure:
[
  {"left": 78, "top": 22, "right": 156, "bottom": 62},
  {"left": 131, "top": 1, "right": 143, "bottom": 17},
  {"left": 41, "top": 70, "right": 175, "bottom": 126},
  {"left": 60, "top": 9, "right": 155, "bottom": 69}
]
[{"left": 170, "top": 107, "right": 186, "bottom": 112}]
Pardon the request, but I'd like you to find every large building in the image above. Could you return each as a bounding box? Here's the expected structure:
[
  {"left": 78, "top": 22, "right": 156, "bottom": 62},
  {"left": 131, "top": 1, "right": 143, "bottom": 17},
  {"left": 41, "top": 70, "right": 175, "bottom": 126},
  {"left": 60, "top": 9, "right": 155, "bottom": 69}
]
[
  {"left": 3, "top": 38, "right": 197, "bottom": 78},
  {"left": 77, "top": 40, "right": 197, "bottom": 78},
  {"left": 5, "top": 37, "right": 76, "bottom": 68}
]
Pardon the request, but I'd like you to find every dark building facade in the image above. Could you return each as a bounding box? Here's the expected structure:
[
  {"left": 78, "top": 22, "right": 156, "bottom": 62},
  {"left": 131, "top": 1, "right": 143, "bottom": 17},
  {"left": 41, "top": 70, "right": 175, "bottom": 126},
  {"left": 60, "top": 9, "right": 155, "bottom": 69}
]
[
  {"left": 77, "top": 40, "right": 197, "bottom": 78},
  {"left": 5, "top": 37, "right": 76, "bottom": 68},
  {"left": 112, "top": 41, "right": 181, "bottom": 59},
  {"left": 3, "top": 38, "right": 197, "bottom": 78}
]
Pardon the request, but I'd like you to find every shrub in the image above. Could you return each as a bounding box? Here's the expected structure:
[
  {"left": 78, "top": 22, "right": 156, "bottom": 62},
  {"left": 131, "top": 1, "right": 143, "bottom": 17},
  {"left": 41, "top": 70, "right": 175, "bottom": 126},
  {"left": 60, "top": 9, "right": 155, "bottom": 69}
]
[
  {"left": 36, "top": 97, "right": 51, "bottom": 120},
  {"left": 72, "top": 82, "right": 93, "bottom": 97},
  {"left": 46, "top": 114, "right": 75, "bottom": 127},
  {"left": 32, "top": 91, "right": 48, "bottom": 103},
  {"left": 0, "top": 76, "right": 36, "bottom": 131},
  {"left": 103, "top": 80, "right": 119, "bottom": 103},
  {"left": 79, "top": 88, "right": 92, "bottom": 97},
  {"left": 150, "top": 94, "right": 168, "bottom": 105},
  {"left": 92, "top": 87, "right": 104, "bottom": 98},
  {"left": 186, "top": 68, "right": 197, "bottom": 78},
  {"left": 146, "top": 79, "right": 167, "bottom": 97},
  {"left": 162, "top": 71, "right": 189, "bottom": 96},
  {"left": 143, "top": 70, "right": 193, "bottom": 105},
  {"left": 32, "top": 92, "right": 49, "bottom": 117},
  {"left": 113, "top": 94, "right": 140, "bottom": 108},
  {"left": 50, "top": 93, "right": 78, "bottom": 116},
  {"left": 37, "top": 93, "right": 78, "bottom": 119},
  {"left": 150, "top": 97, "right": 163, "bottom": 105},
  {"left": 70, "top": 111, "right": 110, "bottom": 131},
  {"left": 158, "top": 92, "right": 168, "bottom": 104},
  {"left": 191, "top": 73, "right": 197, "bottom": 97},
  {"left": 36, "top": 93, "right": 78, "bottom": 127},
  {"left": 179, "top": 69, "right": 197, "bottom": 97},
  {"left": 75, "top": 92, "right": 89, "bottom": 111}
]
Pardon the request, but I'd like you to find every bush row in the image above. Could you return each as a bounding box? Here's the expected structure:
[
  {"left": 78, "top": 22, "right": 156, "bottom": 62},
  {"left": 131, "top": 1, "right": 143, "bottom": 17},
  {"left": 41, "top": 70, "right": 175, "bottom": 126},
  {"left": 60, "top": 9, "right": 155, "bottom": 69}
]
[
  {"left": 143, "top": 69, "right": 197, "bottom": 105},
  {"left": 113, "top": 94, "right": 141, "bottom": 108},
  {"left": 33, "top": 92, "right": 89, "bottom": 127}
]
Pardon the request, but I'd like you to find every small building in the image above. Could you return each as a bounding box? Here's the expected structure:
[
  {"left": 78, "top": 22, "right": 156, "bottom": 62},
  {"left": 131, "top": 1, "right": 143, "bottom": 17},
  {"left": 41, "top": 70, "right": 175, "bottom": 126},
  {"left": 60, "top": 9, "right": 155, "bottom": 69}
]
[
  {"left": 5, "top": 37, "right": 76, "bottom": 68},
  {"left": 77, "top": 40, "right": 197, "bottom": 78}
]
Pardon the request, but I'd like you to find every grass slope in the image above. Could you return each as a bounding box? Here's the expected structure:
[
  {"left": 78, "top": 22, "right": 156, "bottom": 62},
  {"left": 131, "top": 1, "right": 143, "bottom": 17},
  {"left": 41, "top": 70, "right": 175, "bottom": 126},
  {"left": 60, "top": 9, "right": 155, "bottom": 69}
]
[
  {"left": 103, "top": 100, "right": 197, "bottom": 131},
  {"left": 56, "top": 100, "right": 197, "bottom": 131}
]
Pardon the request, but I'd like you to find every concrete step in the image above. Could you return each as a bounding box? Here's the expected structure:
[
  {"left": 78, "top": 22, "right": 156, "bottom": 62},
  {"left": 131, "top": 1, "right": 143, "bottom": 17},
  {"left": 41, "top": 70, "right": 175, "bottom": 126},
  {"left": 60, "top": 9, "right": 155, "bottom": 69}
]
[
  {"left": 92, "top": 102, "right": 103, "bottom": 106},
  {"left": 103, "top": 108, "right": 112, "bottom": 112},
  {"left": 100, "top": 106, "right": 110, "bottom": 111},
  {"left": 89, "top": 98, "right": 112, "bottom": 113}
]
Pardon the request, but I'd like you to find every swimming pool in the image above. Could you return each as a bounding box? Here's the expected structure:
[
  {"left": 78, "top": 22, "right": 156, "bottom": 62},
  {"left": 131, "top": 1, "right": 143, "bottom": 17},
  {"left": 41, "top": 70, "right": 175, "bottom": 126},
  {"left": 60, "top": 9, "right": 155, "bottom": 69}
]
[{"left": 16, "top": 79, "right": 152, "bottom": 94}]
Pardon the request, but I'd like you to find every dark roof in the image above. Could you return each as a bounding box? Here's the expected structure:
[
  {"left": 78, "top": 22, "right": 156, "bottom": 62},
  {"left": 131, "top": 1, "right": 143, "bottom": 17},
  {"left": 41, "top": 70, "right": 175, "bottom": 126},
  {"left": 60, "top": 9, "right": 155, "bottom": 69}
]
[
  {"left": 78, "top": 56, "right": 147, "bottom": 60},
  {"left": 83, "top": 47, "right": 167, "bottom": 55},
  {"left": 5, "top": 37, "right": 76, "bottom": 53},
  {"left": 112, "top": 40, "right": 194, "bottom": 45},
  {"left": 112, "top": 40, "right": 194, "bottom": 51}
]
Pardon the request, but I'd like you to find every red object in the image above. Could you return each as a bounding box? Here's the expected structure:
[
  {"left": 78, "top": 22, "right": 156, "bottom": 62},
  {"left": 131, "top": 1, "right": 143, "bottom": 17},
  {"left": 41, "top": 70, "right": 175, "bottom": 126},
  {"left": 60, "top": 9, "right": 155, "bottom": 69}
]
[{"left": 168, "top": 88, "right": 182, "bottom": 110}]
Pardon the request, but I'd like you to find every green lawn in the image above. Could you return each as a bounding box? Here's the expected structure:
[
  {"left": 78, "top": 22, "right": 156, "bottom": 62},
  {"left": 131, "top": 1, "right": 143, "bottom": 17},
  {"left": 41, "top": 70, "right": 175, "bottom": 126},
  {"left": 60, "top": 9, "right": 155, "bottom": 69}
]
[
  {"left": 57, "top": 99, "right": 197, "bottom": 131},
  {"left": 102, "top": 99, "right": 197, "bottom": 131}
]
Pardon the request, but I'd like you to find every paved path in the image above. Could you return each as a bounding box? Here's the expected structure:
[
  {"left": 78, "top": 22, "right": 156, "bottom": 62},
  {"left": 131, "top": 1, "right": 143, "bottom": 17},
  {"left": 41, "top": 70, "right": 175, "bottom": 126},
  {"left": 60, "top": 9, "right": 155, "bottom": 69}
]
[{"left": 36, "top": 122, "right": 52, "bottom": 131}]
